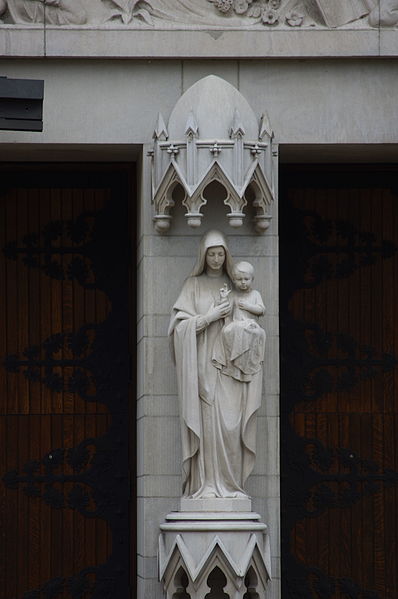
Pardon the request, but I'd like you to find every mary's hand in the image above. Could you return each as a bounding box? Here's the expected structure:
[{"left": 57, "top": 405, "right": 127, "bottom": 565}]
[{"left": 206, "top": 299, "right": 231, "bottom": 323}]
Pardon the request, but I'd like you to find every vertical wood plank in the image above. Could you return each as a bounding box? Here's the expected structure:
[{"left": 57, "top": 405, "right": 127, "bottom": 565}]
[
  {"left": 282, "top": 167, "right": 398, "bottom": 598},
  {"left": 1, "top": 166, "right": 133, "bottom": 598}
]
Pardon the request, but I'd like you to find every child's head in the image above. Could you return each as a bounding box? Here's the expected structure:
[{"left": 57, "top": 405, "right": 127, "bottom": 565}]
[{"left": 232, "top": 261, "right": 254, "bottom": 291}]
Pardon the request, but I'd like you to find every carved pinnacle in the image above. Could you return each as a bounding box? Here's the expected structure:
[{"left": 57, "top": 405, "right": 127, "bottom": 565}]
[
  {"left": 153, "top": 112, "right": 168, "bottom": 141},
  {"left": 185, "top": 110, "right": 199, "bottom": 138},
  {"left": 229, "top": 108, "right": 246, "bottom": 139},
  {"left": 259, "top": 112, "right": 273, "bottom": 141}
]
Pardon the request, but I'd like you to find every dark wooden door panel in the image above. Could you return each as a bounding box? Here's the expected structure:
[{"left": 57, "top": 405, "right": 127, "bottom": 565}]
[
  {"left": 280, "top": 167, "right": 398, "bottom": 599},
  {"left": 1, "top": 414, "right": 112, "bottom": 597},
  {"left": 0, "top": 167, "right": 134, "bottom": 599}
]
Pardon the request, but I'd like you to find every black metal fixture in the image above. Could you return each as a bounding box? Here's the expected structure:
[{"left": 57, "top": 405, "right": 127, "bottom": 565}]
[{"left": 0, "top": 75, "right": 44, "bottom": 131}]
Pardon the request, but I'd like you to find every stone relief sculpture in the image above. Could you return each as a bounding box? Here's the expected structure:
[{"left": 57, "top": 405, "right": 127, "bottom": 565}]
[
  {"left": 168, "top": 231, "right": 265, "bottom": 499},
  {"left": 0, "top": 0, "right": 87, "bottom": 24},
  {"left": 0, "top": 0, "right": 154, "bottom": 24},
  {"left": 369, "top": 0, "right": 398, "bottom": 26},
  {"left": 206, "top": 0, "right": 398, "bottom": 27},
  {"left": 102, "top": 0, "right": 154, "bottom": 24},
  {"left": 0, "top": 0, "right": 397, "bottom": 30}
]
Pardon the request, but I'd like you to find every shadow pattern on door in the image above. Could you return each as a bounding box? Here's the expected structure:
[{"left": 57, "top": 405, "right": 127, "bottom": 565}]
[
  {"left": 280, "top": 167, "right": 398, "bottom": 599},
  {"left": 0, "top": 168, "right": 133, "bottom": 599}
]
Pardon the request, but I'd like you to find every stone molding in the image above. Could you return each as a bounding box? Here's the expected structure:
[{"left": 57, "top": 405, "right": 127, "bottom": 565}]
[{"left": 1, "top": 27, "right": 397, "bottom": 59}]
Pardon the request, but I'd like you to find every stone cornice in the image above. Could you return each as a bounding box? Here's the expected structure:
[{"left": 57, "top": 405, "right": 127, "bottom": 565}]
[{"left": 1, "top": 26, "right": 398, "bottom": 58}]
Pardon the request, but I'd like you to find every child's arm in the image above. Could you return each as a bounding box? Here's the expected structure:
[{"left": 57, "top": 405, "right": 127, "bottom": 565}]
[{"left": 238, "top": 291, "right": 265, "bottom": 316}]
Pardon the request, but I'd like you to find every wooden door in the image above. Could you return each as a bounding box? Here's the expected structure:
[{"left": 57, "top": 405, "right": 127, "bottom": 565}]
[
  {"left": 280, "top": 166, "right": 398, "bottom": 599},
  {"left": 0, "top": 165, "right": 135, "bottom": 599}
]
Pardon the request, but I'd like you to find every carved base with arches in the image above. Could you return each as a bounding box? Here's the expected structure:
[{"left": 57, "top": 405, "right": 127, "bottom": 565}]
[{"left": 159, "top": 511, "right": 271, "bottom": 599}]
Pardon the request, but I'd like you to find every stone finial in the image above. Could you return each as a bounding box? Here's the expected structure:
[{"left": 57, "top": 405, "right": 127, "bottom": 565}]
[
  {"left": 153, "top": 112, "right": 168, "bottom": 141},
  {"left": 229, "top": 108, "right": 246, "bottom": 139},
  {"left": 185, "top": 110, "right": 199, "bottom": 138},
  {"left": 259, "top": 112, "right": 273, "bottom": 141}
]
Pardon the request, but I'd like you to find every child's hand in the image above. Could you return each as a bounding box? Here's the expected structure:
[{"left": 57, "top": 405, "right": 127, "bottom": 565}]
[
  {"left": 238, "top": 299, "right": 250, "bottom": 310},
  {"left": 219, "top": 283, "right": 231, "bottom": 300}
]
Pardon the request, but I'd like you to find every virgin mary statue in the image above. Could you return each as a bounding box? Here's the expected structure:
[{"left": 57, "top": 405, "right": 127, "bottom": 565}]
[{"left": 169, "top": 230, "right": 264, "bottom": 499}]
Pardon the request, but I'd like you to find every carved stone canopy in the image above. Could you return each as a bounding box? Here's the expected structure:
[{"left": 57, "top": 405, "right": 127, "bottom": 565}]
[{"left": 150, "top": 75, "right": 276, "bottom": 234}]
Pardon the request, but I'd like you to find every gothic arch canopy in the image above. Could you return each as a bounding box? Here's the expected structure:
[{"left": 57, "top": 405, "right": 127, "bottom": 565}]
[{"left": 150, "top": 75, "right": 277, "bottom": 234}]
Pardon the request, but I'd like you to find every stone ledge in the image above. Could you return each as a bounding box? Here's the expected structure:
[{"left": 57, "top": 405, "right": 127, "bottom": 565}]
[
  {"left": 0, "top": 26, "right": 44, "bottom": 56},
  {"left": 0, "top": 26, "right": 395, "bottom": 58}
]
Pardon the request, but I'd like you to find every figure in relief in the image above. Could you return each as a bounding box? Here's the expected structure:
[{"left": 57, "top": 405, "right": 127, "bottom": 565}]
[
  {"left": 207, "top": 0, "right": 372, "bottom": 27},
  {"left": 1, "top": 0, "right": 396, "bottom": 27},
  {"left": 369, "top": 0, "right": 398, "bottom": 27},
  {"left": 0, "top": 0, "right": 155, "bottom": 24},
  {"left": 0, "top": 0, "right": 87, "bottom": 24},
  {"left": 169, "top": 231, "right": 265, "bottom": 499}
]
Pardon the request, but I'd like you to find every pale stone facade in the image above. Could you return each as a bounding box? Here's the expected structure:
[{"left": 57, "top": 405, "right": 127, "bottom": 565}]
[{"left": 1, "top": 3, "right": 397, "bottom": 598}]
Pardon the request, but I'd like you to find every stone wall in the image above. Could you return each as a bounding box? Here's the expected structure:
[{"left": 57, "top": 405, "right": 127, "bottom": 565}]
[{"left": 0, "top": 59, "right": 398, "bottom": 147}]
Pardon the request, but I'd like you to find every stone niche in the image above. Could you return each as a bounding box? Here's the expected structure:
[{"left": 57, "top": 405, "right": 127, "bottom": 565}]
[
  {"left": 150, "top": 75, "right": 277, "bottom": 235},
  {"left": 156, "top": 76, "right": 276, "bottom": 599}
]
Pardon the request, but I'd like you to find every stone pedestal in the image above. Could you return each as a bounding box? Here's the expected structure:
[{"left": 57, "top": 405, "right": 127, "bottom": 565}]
[
  {"left": 159, "top": 508, "right": 271, "bottom": 599},
  {"left": 180, "top": 497, "right": 252, "bottom": 513}
]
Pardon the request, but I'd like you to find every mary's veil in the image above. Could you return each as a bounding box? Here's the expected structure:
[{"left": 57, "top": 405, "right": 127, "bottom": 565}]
[{"left": 189, "top": 230, "right": 235, "bottom": 280}]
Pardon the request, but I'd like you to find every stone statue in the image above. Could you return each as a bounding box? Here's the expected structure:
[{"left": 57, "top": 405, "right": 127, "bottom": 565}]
[{"left": 169, "top": 231, "right": 265, "bottom": 499}]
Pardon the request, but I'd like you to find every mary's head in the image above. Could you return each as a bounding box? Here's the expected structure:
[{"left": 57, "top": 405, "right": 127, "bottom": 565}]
[
  {"left": 205, "top": 245, "right": 225, "bottom": 275},
  {"left": 190, "top": 230, "right": 234, "bottom": 279}
]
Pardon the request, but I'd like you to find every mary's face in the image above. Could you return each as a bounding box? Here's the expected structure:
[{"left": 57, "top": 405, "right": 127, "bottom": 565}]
[{"left": 205, "top": 246, "right": 226, "bottom": 272}]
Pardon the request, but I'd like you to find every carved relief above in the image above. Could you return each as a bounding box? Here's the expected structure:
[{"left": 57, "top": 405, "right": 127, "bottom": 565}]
[
  {"left": 0, "top": 0, "right": 397, "bottom": 28},
  {"left": 0, "top": 0, "right": 155, "bottom": 25},
  {"left": 0, "top": 0, "right": 88, "bottom": 24},
  {"left": 207, "top": 0, "right": 398, "bottom": 28}
]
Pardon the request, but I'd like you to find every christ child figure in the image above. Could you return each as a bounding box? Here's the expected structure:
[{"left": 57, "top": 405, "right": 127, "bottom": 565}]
[{"left": 213, "top": 261, "right": 266, "bottom": 381}]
